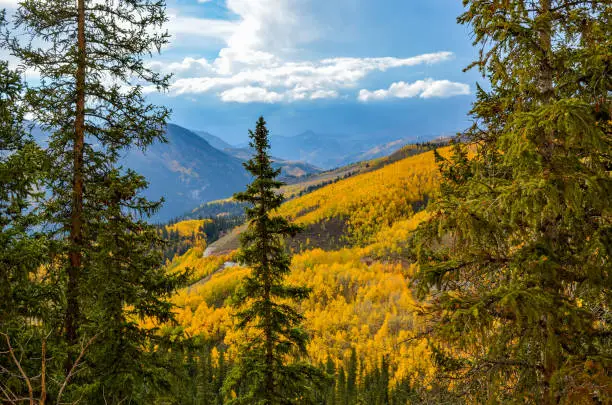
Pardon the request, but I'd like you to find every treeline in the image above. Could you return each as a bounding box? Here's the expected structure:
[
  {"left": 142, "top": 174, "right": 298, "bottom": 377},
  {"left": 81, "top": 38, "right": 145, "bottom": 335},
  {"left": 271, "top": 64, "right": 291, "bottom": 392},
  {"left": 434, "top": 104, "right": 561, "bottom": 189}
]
[
  {"left": 183, "top": 200, "right": 250, "bottom": 221},
  {"left": 296, "top": 171, "right": 358, "bottom": 197},
  {"left": 157, "top": 225, "right": 205, "bottom": 262},
  {"left": 164, "top": 344, "right": 422, "bottom": 405},
  {"left": 198, "top": 216, "right": 244, "bottom": 243},
  {"left": 157, "top": 215, "right": 244, "bottom": 262},
  {"left": 0, "top": 0, "right": 189, "bottom": 403}
]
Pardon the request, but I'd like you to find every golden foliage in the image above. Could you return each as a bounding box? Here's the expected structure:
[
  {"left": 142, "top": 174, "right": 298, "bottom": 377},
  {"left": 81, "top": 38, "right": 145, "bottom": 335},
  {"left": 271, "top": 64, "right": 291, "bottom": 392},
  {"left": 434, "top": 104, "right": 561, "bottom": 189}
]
[
  {"left": 278, "top": 148, "right": 448, "bottom": 242},
  {"left": 165, "top": 219, "right": 210, "bottom": 238},
  {"left": 161, "top": 147, "right": 451, "bottom": 387}
]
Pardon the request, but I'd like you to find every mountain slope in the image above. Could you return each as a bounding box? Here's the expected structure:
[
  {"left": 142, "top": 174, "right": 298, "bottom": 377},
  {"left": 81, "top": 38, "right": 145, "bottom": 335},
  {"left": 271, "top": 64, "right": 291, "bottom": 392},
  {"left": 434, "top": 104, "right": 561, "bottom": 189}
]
[
  {"left": 193, "top": 130, "right": 234, "bottom": 151},
  {"left": 160, "top": 145, "right": 453, "bottom": 390},
  {"left": 124, "top": 124, "right": 250, "bottom": 222},
  {"left": 224, "top": 146, "right": 322, "bottom": 178},
  {"left": 29, "top": 123, "right": 252, "bottom": 222},
  {"left": 267, "top": 130, "right": 427, "bottom": 169}
]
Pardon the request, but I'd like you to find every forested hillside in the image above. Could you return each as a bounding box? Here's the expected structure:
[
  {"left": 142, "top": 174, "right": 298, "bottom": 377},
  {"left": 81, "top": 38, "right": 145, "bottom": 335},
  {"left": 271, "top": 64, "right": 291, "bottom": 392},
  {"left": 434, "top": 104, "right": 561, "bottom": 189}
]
[
  {"left": 157, "top": 146, "right": 446, "bottom": 402},
  {"left": 2, "top": 0, "right": 609, "bottom": 404}
]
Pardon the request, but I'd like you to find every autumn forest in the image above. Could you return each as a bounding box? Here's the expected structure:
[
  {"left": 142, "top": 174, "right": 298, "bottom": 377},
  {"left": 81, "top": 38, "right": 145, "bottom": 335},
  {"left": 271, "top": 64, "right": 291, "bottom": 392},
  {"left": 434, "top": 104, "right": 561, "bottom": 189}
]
[{"left": 0, "top": 0, "right": 610, "bottom": 404}]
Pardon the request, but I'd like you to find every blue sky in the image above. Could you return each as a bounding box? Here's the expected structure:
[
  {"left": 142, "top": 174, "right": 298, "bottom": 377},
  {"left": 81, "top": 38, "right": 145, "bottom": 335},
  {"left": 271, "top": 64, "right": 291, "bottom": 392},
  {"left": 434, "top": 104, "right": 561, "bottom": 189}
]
[{"left": 2, "top": 0, "right": 483, "bottom": 144}]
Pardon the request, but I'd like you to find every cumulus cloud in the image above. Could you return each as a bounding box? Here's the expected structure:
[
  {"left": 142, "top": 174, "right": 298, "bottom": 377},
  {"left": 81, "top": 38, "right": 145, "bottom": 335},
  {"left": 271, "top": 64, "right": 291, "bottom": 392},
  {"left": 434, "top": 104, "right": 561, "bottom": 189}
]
[
  {"left": 147, "top": 52, "right": 455, "bottom": 102},
  {"left": 148, "top": 0, "right": 462, "bottom": 103},
  {"left": 217, "top": 0, "right": 319, "bottom": 72},
  {"left": 148, "top": 57, "right": 214, "bottom": 77},
  {"left": 219, "top": 86, "right": 284, "bottom": 103},
  {"left": 218, "top": 86, "right": 339, "bottom": 103},
  {"left": 358, "top": 79, "right": 470, "bottom": 101},
  {"left": 166, "top": 12, "right": 238, "bottom": 42}
]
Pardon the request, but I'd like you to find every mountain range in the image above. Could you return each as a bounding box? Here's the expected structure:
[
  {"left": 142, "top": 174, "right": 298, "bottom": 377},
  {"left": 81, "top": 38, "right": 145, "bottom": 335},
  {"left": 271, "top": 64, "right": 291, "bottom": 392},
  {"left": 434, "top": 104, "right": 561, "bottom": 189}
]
[
  {"left": 128, "top": 125, "right": 323, "bottom": 221},
  {"left": 31, "top": 123, "right": 437, "bottom": 222},
  {"left": 124, "top": 124, "right": 251, "bottom": 222},
  {"left": 263, "top": 130, "right": 428, "bottom": 169}
]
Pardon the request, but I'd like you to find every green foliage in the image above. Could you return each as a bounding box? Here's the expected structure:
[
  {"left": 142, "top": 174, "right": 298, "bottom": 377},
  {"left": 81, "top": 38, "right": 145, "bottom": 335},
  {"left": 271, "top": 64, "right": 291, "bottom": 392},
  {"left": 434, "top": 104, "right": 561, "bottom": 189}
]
[
  {"left": 0, "top": 58, "right": 48, "bottom": 327},
  {"left": 199, "top": 216, "right": 246, "bottom": 246},
  {"left": 412, "top": 1, "right": 611, "bottom": 403},
  {"left": 186, "top": 199, "right": 250, "bottom": 221},
  {"left": 0, "top": 56, "right": 55, "bottom": 404},
  {"left": 2, "top": 0, "right": 188, "bottom": 402},
  {"left": 223, "top": 117, "right": 326, "bottom": 404}
]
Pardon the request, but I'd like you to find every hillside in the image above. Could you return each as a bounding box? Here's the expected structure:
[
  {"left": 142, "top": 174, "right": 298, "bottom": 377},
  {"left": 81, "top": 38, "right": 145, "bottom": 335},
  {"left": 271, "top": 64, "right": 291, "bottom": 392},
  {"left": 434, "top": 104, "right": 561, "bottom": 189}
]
[
  {"left": 159, "top": 145, "right": 451, "bottom": 393},
  {"left": 123, "top": 124, "right": 252, "bottom": 222},
  {"left": 199, "top": 143, "right": 442, "bottom": 253},
  {"left": 264, "top": 130, "right": 438, "bottom": 169},
  {"left": 193, "top": 130, "right": 234, "bottom": 150}
]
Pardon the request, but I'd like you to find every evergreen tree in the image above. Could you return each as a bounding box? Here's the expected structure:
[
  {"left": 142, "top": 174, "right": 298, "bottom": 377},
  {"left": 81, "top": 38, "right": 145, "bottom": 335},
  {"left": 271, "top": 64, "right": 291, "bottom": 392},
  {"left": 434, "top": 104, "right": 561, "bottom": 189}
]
[
  {"left": 223, "top": 116, "right": 325, "bottom": 404},
  {"left": 346, "top": 347, "right": 358, "bottom": 403},
  {"left": 0, "top": 55, "right": 51, "bottom": 402},
  {"left": 336, "top": 367, "right": 347, "bottom": 405},
  {"left": 0, "top": 56, "right": 47, "bottom": 330},
  {"left": 216, "top": 349, "right": 228, "bottom": 405},
  {"left": 3, "top": 0, "right": 187, "bottom": 401},
  {"left": 324, "top": 356, "right": 337, "bottom": 405},
  {"left": 412, "top": 1, "right": 611, "bottom": 403},
  {"left": 379, "top": 355, "right": 390, "bottom": 405}
]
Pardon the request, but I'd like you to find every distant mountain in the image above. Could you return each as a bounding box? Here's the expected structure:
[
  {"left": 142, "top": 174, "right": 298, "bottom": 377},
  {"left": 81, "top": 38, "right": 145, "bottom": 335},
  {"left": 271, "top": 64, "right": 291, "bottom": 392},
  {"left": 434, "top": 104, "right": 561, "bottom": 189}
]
[
  {"left": 273, "top": 159, "right": 321, "bottom": 178},
  {"left": 338, "top": 138, "right": 414, "bottom": 165},
  {"left": 30, "top": 123, "right": 326, "bottom": 222},
  {"left": 193, "top": 130, "right": 234, "bottom": 151},
  {"left": 124, "top": 124, "right": 251, "bottom": 222},
  {"left": 266, "top": 130, "right": 423, "bottom": 169},
  {"left": 224, "top": 146, "right": 322, "bottom": 178}
]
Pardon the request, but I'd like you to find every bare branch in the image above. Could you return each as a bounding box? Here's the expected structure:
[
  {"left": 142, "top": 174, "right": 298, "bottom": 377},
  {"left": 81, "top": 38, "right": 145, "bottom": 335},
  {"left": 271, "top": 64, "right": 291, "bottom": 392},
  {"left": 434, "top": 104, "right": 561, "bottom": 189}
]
[
  {"left": 0, "top": 332, "right": 34, "bottom": 405},
  {"left": 56, "top": 334, "right": 97, "bottom": 405}
]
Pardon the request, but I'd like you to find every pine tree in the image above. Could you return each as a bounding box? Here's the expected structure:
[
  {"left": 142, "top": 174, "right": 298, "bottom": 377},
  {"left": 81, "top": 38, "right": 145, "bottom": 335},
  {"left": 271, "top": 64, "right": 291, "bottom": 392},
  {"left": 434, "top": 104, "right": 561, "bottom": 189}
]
[
  {"left": 3, "top": 0, "right": 187, "bottom": 401},
  {"left": 0, "top": 55, "right": 51, "bottom": 403},
  {"left": 336, "top": 367, "right": 347, "bottom": 405},
  {"left": 0, "top": 55, "right": 47, "bottom": 328},
  {"left": 223, "top": 116, "right": 325, "bottom": 404},
  {"left": 379, "top": 355, "right": 390, "bottom": 405},
  {"left": 325, "top": 356, "right": 337, "bottom": 405},
  {"left": 412, "top": 1, "right": 611, "bottom": 403},
  {"left": 346, "top": 347, "right": 358, "bottom": 403}
]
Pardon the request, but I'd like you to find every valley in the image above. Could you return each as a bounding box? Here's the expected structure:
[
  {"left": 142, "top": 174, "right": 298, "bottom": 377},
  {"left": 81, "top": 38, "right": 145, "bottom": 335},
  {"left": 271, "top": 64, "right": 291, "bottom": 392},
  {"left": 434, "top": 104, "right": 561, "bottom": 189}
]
[{"left": 152, "top": 144, "right": 450, "bottom": 401}]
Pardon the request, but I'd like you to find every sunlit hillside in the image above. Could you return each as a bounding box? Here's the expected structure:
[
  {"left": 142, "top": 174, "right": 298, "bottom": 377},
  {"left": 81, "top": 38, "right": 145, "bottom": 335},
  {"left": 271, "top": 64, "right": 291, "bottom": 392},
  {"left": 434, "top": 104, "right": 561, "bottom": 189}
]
[
  {"left": 166, "top": 219, "right": 210, "bottom": 238},
  {"left": 279, "top": 147, "right": 447, "bottom": 244},
  {"left": 162, "top": 147, "right": 448, "bottom": 390}
]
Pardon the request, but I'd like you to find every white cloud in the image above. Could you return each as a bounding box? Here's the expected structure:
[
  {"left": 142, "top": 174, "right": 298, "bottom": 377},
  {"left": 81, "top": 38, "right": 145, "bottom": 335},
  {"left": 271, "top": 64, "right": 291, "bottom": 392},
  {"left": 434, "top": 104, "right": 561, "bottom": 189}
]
[
  {"left": 219, "top": 86, "right": 284, "bottom": 103},
  {"left": 147, "top": 51, "right": 455, "bottom": 103},
  {"left": 309, "top": 89, "right": 339, "bottom": 100},
  {"left": 218, "top": 86, "right": 339, "bottom": 103},
  {"left": 217, "top": 0, "right": 319, "bottom": 72},
  {"left": 148, "top": 57, "right": 214, "bottom": 77},
  {"left": 147, "top": 1, "right": 462, "bottom": 103},
  {"left": 166, "top": 13, "right": 238, "bottom": 42},
  {"left": 358, "top": 79, "right": 470, "bottom": 101}
]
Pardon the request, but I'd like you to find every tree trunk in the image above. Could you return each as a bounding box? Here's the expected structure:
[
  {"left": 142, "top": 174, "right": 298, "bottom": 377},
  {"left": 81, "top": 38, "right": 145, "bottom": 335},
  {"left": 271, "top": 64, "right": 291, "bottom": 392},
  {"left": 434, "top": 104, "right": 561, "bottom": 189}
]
[
  {"left": 66, "top": 0, "right": 86, "bottom": 346},
  {"left": 260, "top": 169, "right": 275, "bottom": 403},
  {"left": 536, "top": 2, "right": 559, "bottom": 404}
]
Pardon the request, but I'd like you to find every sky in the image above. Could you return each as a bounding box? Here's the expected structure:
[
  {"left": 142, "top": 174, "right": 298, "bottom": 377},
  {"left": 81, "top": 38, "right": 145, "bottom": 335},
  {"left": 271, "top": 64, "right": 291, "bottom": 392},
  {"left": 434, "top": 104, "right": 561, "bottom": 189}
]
[{"left": 2, "top": 0, "right": 484, "bottom": 145}]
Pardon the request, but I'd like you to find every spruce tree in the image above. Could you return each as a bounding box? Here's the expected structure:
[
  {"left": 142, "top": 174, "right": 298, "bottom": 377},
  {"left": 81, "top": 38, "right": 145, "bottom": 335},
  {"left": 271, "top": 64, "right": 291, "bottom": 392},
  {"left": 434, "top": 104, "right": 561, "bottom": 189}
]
[
  {"left": 346, "top": 347, "right": 358, "bottom": 403},
  {"left": 0, "top": 55, "right": 52, "bottom": 402},
  {"left": 412, "top": 1, "right": 611, "bottom": 403},
  {"left": 3, "top": 0, "right": 187, "bottom": 401},
  {"left": 0, "top": 56, "right": 46, "bottom": 328},
  {"left": 223, "top": 116, "right": 324, "bottom": 404}
]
